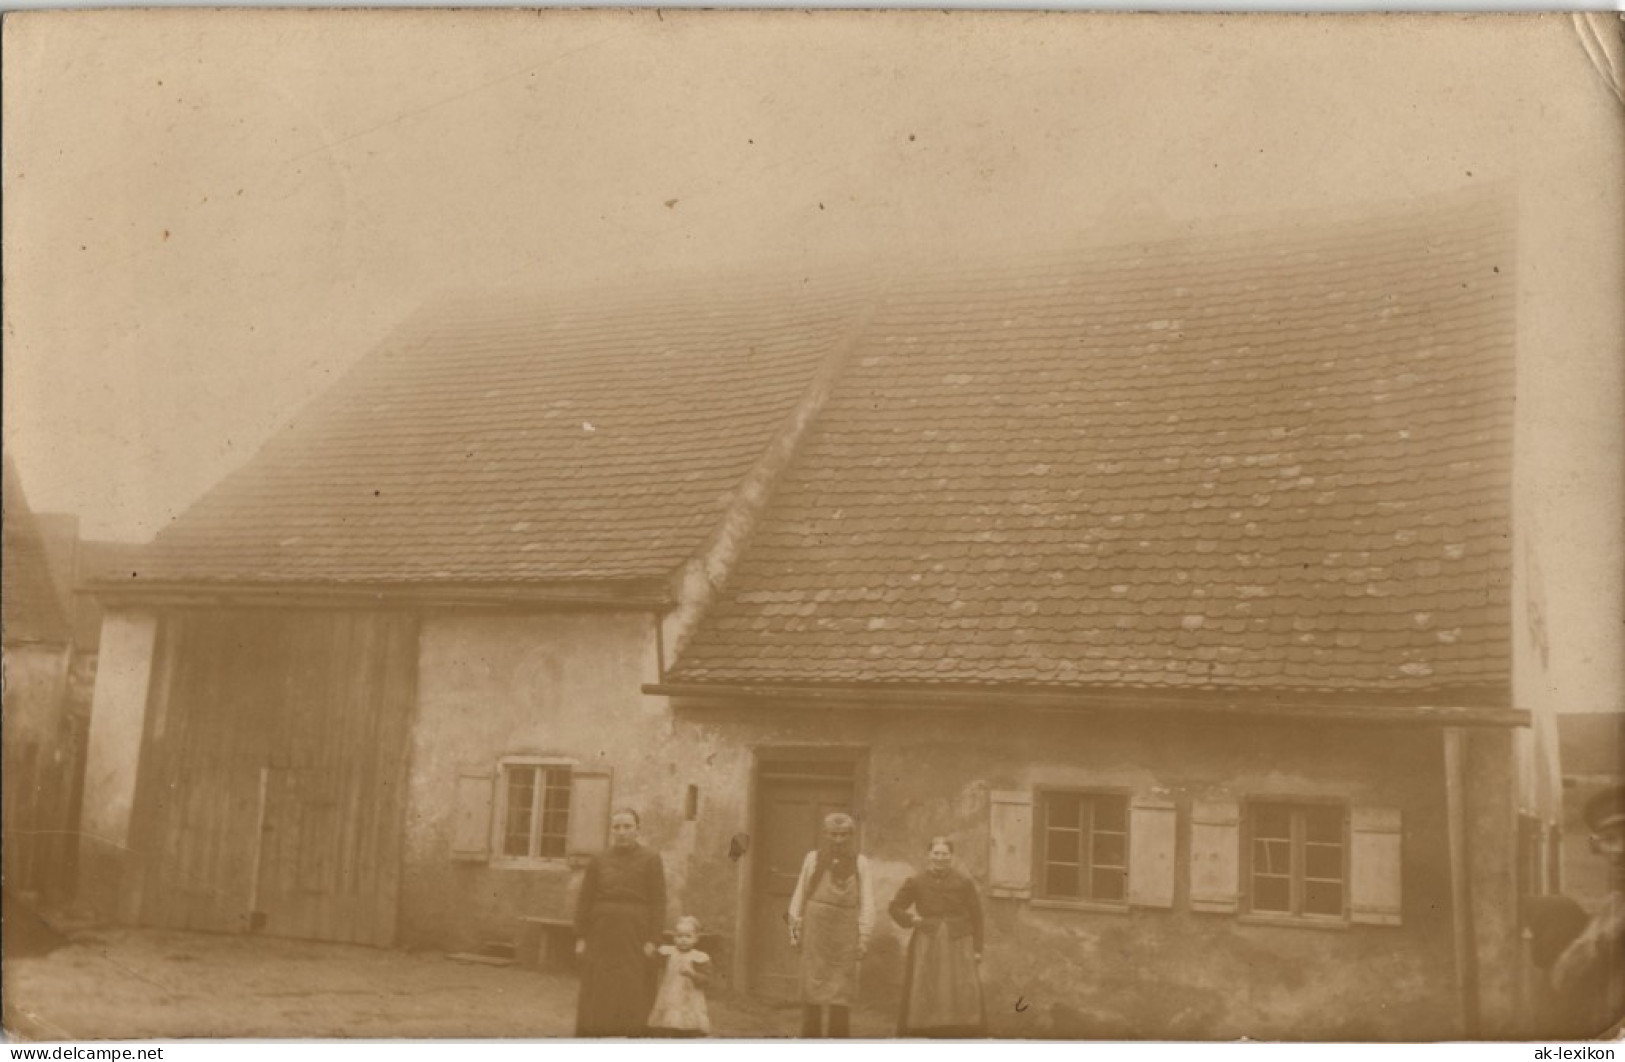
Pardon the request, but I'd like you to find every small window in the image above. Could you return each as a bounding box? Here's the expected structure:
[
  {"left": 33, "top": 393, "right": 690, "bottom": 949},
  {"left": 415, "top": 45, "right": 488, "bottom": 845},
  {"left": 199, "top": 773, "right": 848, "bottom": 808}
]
[
  {"left": 1037, "top": 791, "right": 1129, "bottom": 904},
  {"left": 500, "top": 762, "right": 573, "bottom": 860},
  {"left": 1247, "top": 801, "right": 1346, "bottom": 919}
]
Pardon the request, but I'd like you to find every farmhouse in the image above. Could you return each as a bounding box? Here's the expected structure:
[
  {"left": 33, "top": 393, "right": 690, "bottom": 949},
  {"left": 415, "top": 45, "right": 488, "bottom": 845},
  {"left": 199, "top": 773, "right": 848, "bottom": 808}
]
[{"left": 80, "top": 196, "right": 1565, "bottom": 1037}]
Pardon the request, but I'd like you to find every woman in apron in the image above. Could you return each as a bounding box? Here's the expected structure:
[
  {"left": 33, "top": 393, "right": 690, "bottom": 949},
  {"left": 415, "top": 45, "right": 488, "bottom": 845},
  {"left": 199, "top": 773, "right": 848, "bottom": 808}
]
[{"left": 888, "top": 836, "right": 985, "bottom": 1037}]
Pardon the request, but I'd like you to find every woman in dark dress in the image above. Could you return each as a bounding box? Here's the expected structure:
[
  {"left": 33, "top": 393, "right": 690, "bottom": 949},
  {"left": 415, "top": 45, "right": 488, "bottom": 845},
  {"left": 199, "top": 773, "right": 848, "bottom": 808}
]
[
  {"left": 573, "top": 807, "right": 667, "bottom": 1037},
  {"left": 888, "top": 836, "right": 986, "bottom": 1038}
]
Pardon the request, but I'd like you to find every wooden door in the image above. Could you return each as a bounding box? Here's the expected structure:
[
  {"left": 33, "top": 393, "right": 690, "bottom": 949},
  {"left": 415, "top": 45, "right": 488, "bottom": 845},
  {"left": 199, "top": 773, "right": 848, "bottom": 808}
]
[
  {"left": 751, "top": 758, "right": 858, "bottom": 999},
  {"left": 129, "top": 608, "right": 416, "bottom": 946}
]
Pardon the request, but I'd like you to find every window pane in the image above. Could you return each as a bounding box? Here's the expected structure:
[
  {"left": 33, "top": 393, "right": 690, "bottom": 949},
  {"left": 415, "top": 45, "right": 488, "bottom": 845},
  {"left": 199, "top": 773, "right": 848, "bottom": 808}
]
[
  {"left": 1253, "top": 876, "right": 1291, "bottom": 913},
  {"left": 1047, "top": 793, "right": 1081, "bottom": 830},
  {"left": 504, "top": 767, "right": 538, "bottom": 857},
  {"left": 1046, "top": 864, "right": 1080, "bottom": 898},
  {"left": 1254, "top": 838, "right": 1291, "bottom": 876},
  {"left": 536, "top": 767, "right": 573, "bottom": 858},
  {"left": 1305, "top": 842, "right": 1343, "bottom": 881},
  {"left": 1093, "top": 832, "right": 1126, "bottom": 869},
  {"left": 1252, "top": 804, "right": 1291, "bottom": 840},
  {"left": 1046, "top": 829, "right": 1080, "bottom": 864},
  {"left": 1305, "top": 806, "right": 1343, "bottom": 844},
  {"left": 1093, "top": 797, "right": 1127, "bottom": 833},
  {"left": 1091, "top": 867, "right": 1126, "bottom": 903},
  {"left": 1304, "top": 880, "right": 1343, "bottom": 916}
]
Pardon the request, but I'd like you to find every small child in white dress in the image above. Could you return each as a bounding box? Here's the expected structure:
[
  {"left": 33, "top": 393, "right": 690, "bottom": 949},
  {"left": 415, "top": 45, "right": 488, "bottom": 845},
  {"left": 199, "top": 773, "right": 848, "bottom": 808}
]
[{"left": 648, "top": 915, "right": 711, "bottom": 1037}]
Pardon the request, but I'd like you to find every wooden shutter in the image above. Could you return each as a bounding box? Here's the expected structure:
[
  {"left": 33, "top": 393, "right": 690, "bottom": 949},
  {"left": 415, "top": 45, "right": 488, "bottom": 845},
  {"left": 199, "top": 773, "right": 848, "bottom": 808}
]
[
  {"left": 1189, "top": 799, "right": 1240, "bottom": 914},
  {"left": 1350, "top": 805, "right": 1403, "bottom": 926},
  {"left": 567, "top": 769, "right": 613, "bottom": 857},
  {"left": 1127, "top": 794, "right": 1177, "bottom": 908},
  {"left": 451, "top": 769, "right": 495, "bottom": 861},
  {"left": 988, "top": 790, "right": 1033, "bottom": 898}
]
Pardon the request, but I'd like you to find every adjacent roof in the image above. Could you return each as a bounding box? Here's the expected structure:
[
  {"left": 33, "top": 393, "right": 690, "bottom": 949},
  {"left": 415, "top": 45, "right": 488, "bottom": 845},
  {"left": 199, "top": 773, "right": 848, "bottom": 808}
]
[
  {"left": 72, "top": 540, "right": 151, "bottom": 648},
  {"left": 669, "top": 201, "right": 1515, "bottom": 699},
  {"left": 140, "top": 276, "right": 875, "bottom": 585},
  {"left": 3, "top": 456, "right": 73, "bottom": 646}
]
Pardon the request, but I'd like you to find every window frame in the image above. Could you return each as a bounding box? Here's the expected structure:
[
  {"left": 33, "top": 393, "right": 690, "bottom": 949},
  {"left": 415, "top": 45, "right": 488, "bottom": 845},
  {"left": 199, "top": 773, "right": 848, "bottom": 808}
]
[
  {"left": 1241, "top": 797, "right": 1350, "bottom": 926},
  {"left": 491, "top": 755, "right": 576, "bottom": 867},
  {"left": 1031, "top": 786, "right": 1133, "bottom": 912}
]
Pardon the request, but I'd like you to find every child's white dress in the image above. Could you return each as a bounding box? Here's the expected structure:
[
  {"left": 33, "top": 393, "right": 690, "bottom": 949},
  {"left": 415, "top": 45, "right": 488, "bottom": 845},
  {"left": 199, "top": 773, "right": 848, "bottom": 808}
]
[{"left": 648, "top": 946, "right": 711, "bottom": 1035}]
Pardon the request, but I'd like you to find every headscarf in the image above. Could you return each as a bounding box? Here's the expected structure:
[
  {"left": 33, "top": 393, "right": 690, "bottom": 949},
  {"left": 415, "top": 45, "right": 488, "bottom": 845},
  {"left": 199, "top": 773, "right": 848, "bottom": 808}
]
[{"left": 811, "top": 812, "right": 858, "bottom": 889}]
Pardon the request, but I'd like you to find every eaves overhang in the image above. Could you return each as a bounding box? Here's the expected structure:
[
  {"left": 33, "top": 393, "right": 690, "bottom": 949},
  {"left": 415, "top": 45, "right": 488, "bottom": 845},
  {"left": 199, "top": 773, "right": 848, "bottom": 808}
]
[
  {"left": 90, "top": 577, "right": 675, "bottom": 613},
  {"left": 643, "top": 679, "right": 1528, "bottom": 729}
]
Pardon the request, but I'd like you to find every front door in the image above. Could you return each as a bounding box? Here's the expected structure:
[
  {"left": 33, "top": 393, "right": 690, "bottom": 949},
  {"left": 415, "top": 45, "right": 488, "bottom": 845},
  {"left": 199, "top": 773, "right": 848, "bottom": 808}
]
[{"left": 750, "top": 755, "right": 859, "bottom": 999}]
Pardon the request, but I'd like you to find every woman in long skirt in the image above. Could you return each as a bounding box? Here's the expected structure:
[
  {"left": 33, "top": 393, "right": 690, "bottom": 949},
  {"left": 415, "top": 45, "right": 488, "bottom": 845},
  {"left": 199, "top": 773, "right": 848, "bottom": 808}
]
[
  {"left": 888, "top": 836, "right": 985, "bottom": 1038},
  {"left": 573, "top": 808, "right": 667, "bottom": 1037}
]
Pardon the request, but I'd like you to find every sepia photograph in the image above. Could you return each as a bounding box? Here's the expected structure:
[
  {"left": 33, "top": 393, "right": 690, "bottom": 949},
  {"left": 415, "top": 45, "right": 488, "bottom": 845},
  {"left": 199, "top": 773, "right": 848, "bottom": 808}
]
[{"left": 2, "top": 8, "right": 1622, "bottom": 1045}]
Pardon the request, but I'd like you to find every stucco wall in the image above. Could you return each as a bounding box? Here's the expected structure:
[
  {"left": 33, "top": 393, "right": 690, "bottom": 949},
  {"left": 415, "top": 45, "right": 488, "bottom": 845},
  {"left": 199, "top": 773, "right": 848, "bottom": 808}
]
[
  {"left": 398, "top": 610, "right": 686, "bottom": 952},
  {"left": 376, "top": 607, "right": 1524, "bottom": 1037},
  {"left": 671, "top": 703, "right": 1468, "bottom": 1040},
  {"left": 76, "top": 608, "right": 156, "bottom": 920}
]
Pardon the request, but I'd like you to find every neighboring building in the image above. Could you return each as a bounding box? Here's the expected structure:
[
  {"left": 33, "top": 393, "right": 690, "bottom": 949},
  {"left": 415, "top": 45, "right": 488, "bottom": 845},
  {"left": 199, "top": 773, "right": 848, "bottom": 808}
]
[
  {"left": 1558, "top": 713, "right": 1625, "bottom": 904},
  {"left": 1560, "top": 714, "right": 1625, "bottom": 787},
  {"left": 3, "top": 457, "right": 77, "bottom": 901},
  {"left": 80, "top": 196, "right": 1569, "bottom": 1038}
]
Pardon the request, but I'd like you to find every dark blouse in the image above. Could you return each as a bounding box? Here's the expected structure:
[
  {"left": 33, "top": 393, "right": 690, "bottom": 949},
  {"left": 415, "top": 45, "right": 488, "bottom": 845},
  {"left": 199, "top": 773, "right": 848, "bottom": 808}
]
[
  {"left": 889, "top": 869, "right": 984, "bottom": 953},
  {"left": 574, "top": 843, "right": 668, "bottom": 947}
]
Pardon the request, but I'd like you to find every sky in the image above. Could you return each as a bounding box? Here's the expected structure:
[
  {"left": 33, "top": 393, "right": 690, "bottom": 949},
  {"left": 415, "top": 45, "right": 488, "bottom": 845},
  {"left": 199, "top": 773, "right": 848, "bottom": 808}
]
[
  {"left": 3, "top": 12, "right": 1622, "bottom": 714},
  {"left": 1, "top": 10, "right": 1615, "bottom": 540}
]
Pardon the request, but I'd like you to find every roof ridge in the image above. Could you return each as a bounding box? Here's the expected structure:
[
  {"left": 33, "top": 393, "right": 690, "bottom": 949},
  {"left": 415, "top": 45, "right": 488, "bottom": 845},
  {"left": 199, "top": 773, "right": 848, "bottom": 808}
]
[{"left": 664, "top": 282, "right": 894, "bottom": 662}]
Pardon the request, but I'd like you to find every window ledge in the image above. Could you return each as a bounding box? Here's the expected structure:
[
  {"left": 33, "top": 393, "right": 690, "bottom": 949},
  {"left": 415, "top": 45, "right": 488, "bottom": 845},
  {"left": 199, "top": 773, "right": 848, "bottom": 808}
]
[
  {"left": 1028, "top": 897, "right": 1131, "bottom": 915},
  {"left": 1237, "top": 912, "right": 1349, "bottom": 931},
  {"left": 487, "top": 856, "right": 578, "bottom": 872}
]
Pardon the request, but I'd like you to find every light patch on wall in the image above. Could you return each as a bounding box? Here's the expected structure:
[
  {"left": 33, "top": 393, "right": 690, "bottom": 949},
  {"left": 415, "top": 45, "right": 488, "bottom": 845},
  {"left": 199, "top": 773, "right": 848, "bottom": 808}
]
[{"left": 1523, "top": 539, "right": 1550, "bottom": 670}]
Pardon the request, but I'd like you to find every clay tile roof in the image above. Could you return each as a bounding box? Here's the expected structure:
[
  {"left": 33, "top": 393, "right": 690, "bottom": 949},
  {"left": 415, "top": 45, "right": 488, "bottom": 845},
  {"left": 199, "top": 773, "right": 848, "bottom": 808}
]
[
  {"left": 3, "top": 456, "right": 73, "bottom": 646},
  {"left": 140, "top": 275, "right": 876, "bottom": 585},
  {"left": 669, "top": 199, "right": 1515, "bottom": 698}
]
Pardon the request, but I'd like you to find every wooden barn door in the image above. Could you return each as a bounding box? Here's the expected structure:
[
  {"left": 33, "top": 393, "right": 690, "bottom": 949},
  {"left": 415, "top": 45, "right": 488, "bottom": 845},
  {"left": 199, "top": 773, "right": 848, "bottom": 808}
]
[
  {"left": 129, "top": 609, "right": 416, "bottom": 946},
  {"left": 750, "top": 754, "right": 860, "bottom": 999}
]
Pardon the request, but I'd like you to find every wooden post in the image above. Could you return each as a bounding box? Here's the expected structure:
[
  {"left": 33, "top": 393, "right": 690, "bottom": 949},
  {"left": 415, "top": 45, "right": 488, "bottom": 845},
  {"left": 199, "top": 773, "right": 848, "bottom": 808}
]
[
  {"left": 1443, "top": 726, "right": 1480, "bottom": 1037},
  {"left": 247, "top": 765, "right": 270, "bottom": 931}
]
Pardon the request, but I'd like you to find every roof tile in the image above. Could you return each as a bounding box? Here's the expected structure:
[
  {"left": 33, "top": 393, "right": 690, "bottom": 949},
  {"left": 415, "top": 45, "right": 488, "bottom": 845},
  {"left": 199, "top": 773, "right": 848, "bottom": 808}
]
[{"left": 672, "top": 200, "right": 1514, "bottom": 697}]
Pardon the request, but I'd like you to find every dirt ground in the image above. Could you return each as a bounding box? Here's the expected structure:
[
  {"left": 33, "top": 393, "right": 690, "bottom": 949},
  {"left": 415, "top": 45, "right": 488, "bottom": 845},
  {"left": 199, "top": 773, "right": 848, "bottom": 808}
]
[{"left": 2, "top": 922, "right": 894, "bottom": 1042}]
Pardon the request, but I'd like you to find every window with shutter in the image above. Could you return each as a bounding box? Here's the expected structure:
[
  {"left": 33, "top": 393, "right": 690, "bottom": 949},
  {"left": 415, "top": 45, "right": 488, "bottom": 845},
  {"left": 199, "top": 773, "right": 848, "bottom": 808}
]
[
  {"left": 1349, "top": 806, "right": 1403, "bottom": 926},
  {"left": 566, "top": 768, "right": 613, "bottom": 857},
  {"left": 498, "top": 763, "right": 573, "bottom": 859},
  {"left": 1126, "top": 794, "right": 1176, "bottom": 909},
  {"left": 478, "top": 757, "right": 613, "bottom": 865},
  {"left": 1190, "top": 799, "right": 1241, "bottom": 914},
  {"left": 1035, "top": 790, "right": 1130, "bottom": 907},
  {"left": 988, "top": 790, "right": 1033, "bottom": 898},
  {"left": 451, "top": 769, "right": 495, "bottom": 861},
  {"left": 1245, "top": 801, "right": 1346, "bottom": 921}
]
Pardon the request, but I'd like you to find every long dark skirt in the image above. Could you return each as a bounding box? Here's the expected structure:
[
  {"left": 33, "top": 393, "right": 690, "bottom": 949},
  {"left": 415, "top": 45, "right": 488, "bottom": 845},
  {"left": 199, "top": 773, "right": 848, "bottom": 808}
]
[
  {"left": 575, "top": 901, "right": 656, "bottom": 1037},
  {"left": 897, "top": 922, "right": 985, "bottom": 1037}
]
